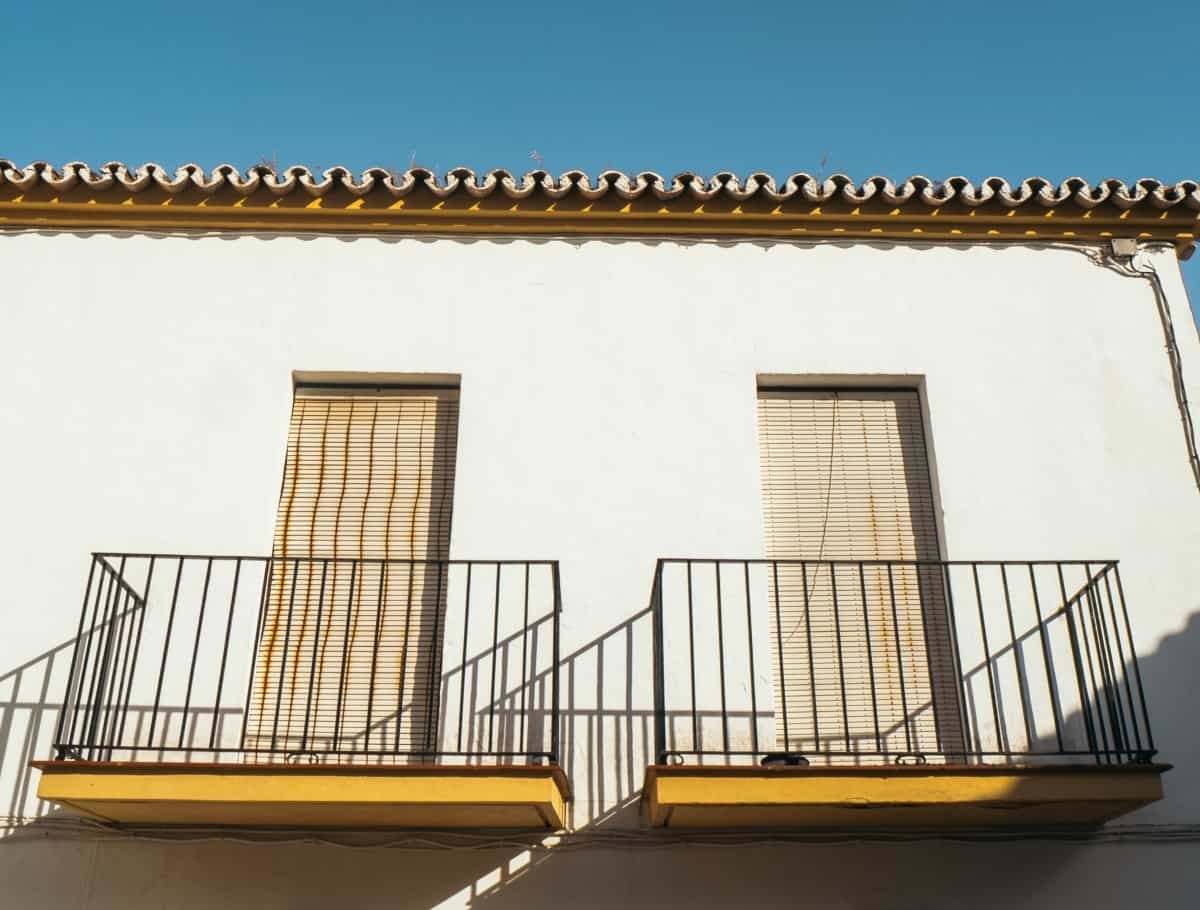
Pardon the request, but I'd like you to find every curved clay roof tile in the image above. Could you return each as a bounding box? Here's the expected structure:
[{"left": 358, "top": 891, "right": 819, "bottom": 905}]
[
  {"left": 2, "top": 162, "right": 1198, "bottom": 215},
  {"left": 642, "top": 172, "right": 684, "bottom": 201}
]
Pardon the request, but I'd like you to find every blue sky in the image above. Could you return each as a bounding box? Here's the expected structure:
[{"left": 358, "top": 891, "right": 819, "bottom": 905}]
[{"left": 2, "top": 0, "right": 1196, "bottom": 322}]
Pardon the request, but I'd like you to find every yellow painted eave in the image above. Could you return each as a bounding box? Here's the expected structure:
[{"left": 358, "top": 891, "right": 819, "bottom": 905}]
[{"left": 0, "top": 193, "right": 1195, "bottom": 248}]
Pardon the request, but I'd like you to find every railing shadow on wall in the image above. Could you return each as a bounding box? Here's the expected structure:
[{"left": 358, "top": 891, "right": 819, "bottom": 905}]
[
  {"left": 466, "top": 611, "right": 1200, "bottom": 909},
  {"left": 0, "top": 636, "right": 246, "bottom": 836},
  {"left": 0, "top": 601, "right": 654, "bottom": 838},
  {"left": 4, "top": 584, "right": 1199, "bottom": 908},
  {"left": 0, "top": 601, "right": 666, "bottom": 910},
  {"left": 2, "top": 596, "right": 1173, "bottom": 836}
]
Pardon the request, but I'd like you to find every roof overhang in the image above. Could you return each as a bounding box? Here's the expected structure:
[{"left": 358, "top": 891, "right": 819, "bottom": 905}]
[{"left": 1, "top": 163, "right": 1196, "bottom": 252}]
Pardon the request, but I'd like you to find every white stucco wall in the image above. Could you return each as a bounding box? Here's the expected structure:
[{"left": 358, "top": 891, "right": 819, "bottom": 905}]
[{"left": 1, "top": 231, "right": 1199, "bottom": 908}]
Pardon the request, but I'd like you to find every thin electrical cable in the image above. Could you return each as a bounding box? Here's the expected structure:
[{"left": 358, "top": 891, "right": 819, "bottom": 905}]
[
  {"left": 6, "top": 814, "right": 1200, "bottom": 849},
  {"left": 781, "top": 393, "right": 838, "bottom": 648},
  {"left": 1091, "top": 246, "right": 1200, "bottom": 495}
]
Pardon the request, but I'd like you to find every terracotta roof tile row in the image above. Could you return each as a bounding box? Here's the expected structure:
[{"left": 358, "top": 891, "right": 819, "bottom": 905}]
[{"left": 2, "top": 161, "right": 1199, "bottom": 211}]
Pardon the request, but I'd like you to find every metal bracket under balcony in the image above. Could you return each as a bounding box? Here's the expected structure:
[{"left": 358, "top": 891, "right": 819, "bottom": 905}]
[
  {"left": 643, "top": 558, "right": 1166, "bottom": 829},
  {"left": 36, "top": 554, "right": 567, "bottom": 829}
]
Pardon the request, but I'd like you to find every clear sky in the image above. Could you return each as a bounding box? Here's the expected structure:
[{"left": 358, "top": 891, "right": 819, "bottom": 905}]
[{"left": 2, "top": 0, "right": 1196, "bottom": 323}]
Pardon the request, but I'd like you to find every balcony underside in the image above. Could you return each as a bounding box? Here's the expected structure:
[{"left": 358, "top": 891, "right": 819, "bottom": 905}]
[
  {"left": 642, "top": 764, "right": 1166, "bottom": 829},
  {"left": 35, "top": 761, "right": 569, "bottom": 829}
]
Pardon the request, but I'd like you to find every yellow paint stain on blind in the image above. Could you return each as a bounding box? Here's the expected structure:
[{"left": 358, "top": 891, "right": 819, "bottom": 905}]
[
  {"left": 245, "top": 387, "right": 458, "bottom": 762},
  {"left": 756, "top": 389, "right": 964, "bottom": 763}
]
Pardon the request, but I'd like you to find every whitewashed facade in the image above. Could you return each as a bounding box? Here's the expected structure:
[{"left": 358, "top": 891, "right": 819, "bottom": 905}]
[{"left": 1, "top": 165, "right": 1199, "bottom": 907}]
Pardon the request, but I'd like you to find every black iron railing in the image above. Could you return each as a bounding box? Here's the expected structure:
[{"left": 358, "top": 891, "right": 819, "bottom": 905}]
[
  {"left": 650, "top": 559, "right": 1155, "bottom": 767},
  {"left": 53, "top": 554, "right": 561, "bottom": 765}
]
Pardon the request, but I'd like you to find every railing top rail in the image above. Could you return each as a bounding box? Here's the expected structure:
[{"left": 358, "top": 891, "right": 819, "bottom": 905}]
[
  {"left": 92, "top": 552, "right": 561, "bottom": 566},
  {"left": 656, "top": 558, "right": 1121, "bottom": 567}
]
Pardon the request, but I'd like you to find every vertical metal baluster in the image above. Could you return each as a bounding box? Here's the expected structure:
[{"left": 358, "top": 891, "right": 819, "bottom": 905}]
[
  {"left": 148, "top": 559, "right": 186, "bottom": 748},
  {"left": 98, "top": 561, "right": 132, "bottom": 749},
  {"left": 239, "top": 557, "right": 274, "bottom": 753},
  {"left": 714, "top": 562, "right": 730, "bottom": 756},
  {"left": 550, "top": 563, "right": 562, "bottom": 765},
  {"left": 457, "top": 563, "right": 473, "bottom": 754},
  {"left": 1112, "top": 566, "right": 1154, "bottom": 756},
  {"left": 799, "top": 561, "right": 818, "bottom": 753},
  {"left": 1064, "top": 564, "right": 1109, "bottom": 762},
  {"left": 209, "top": 558, "right": 242, "bottom": 752},
  {"left": 487, "top": 564, "right": 502, "bottom": 755},
  {"left": 178, "top": 558, "right": 214, "bottom": 750},
  {"left": 422, "top": 559, "right": 447, "bottom": 759},
  {"left": 971, "top": 563, "right": 1005, "bottom": 756},
  {"left": 885, "top": 563, "right": 913, "bottom": 754},
  {"left": 1056, "top": 563, "right": 1101, "bottom": 763},
  {"left": 1085, "top": 563, "right": 1129, "bottom": 760},
  {"left": 95, "top": 587, "right": 128, "bottom": 757},
  {"left": 96, "top": 588, "right": 129, "bottom": 758},
  {"left": 651, "top": 561, "right": 667, "bottom": 764},
  {"left": 83, "top": 560, "right": 123, "bottom": 759},
  {"left": 270, "top": 559, "right": 302, "bottom": 755},
  {"left": 1078, "top": 565, "right": 1122, "bottom": 762},
  {"left": 54, "top": 556, "right": 97, "bottom": 758},
  {"left": 395, "top": 559, "right": 418, "bottom": 756},
  {"left": 685, "top": 560, "right": 699, "bottom": 754},
  {"left": 941, "top": 563, "right": 973, "bottom": 758},
  {"left": 68, "top": 563, "right": 111, "bottom": 751},
  {"left": 518, "top": 563, "right": 531, "bottom": 755},
  {"left": 829, "top": 564, "right": 851, "bottom": 754},
  {"left": 117, "top": 557, "right": 156, "bottom": 756},
  {"left": 857, "top": 562, "right": 883, "bottom": 756},
  {"left": 70, "top": 566, "right": 111, "bottom": 753},
  {"left": 999, "top": 564, "right": 1035, "bottom": 752},
  {"left": 1079, "top": 571, "right": 1113, "bottom": 763},
  {"left": 300, "top": 559, "right": 329, "bottom": 753},
  {"left": 1027, "top": 563, "right": 1063, "bottom": 752},
  {"left": 1099, "top": 566, "right": 1142, "bottom": 756},
  {"left": 101, "top": 589, "right": 135, "bottom": 757},
  {"left": 396, "top": 559, "right": 420, "bottom": 758},
  {"left": 772, "top": 562, "right": 790, "bottom": 751},
  {"left": 331, "top": 560, "right": 357, "bottom": 756},
  {"left": 742, "top": 561, "right": 759, "bottom": 758},
  {"left": 912, "top": 562, "right": 940, "bottom": 755},
  {"left": 365, "top": 562, "right": 386, "bottom": 753}
]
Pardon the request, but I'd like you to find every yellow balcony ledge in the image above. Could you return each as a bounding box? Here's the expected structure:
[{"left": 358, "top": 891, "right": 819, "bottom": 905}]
[
  {"left": 34, "top": 760, "right": 569, "bottom": 829},
  {"left": 642, "top": 763, "right": 1167, "bottom": 829}
]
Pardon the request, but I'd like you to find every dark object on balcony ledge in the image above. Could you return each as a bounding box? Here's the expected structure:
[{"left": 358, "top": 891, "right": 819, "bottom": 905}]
[{"left": 761, "top": 753, "right": 810, "bottom": 767}]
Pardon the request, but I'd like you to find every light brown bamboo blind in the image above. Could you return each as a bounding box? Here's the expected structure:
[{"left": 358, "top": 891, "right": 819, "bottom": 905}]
[
  {"left": 245, "top": 386, "right": 458, "bottom": 761},
  {"left": 757, "top": 389, "right": 963, "bottom": 761}
]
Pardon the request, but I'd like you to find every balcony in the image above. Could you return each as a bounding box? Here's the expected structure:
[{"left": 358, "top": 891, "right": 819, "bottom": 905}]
[
  {"left": 35, "top": 554, "right": 568, "bottom": 829},
  {"left": 643, "top": 558, "right": 1166, "bottom": 829}
]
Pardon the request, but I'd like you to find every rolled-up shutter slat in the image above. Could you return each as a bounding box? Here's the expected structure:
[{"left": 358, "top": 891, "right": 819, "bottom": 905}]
[
  {"left": 245, "top": 387, "right": 458, "bottom": 762},
  {"left": 757, "top": 389, "right": 964, "bottom": 762}
]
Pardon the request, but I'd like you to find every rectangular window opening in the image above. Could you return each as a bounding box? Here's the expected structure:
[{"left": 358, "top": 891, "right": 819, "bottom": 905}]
[
  {"left": 756, "top": 385, "right": 965, "bottom": 764},
  {"left": 244, "top": 379, "right": 460, "bottom": 764}
]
